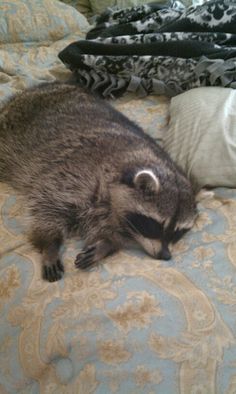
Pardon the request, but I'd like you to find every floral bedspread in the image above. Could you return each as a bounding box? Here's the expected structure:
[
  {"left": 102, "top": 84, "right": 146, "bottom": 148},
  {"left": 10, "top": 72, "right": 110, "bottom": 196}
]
[
  {"left": 1, "top": 183, "right": 236, "bottom": 393},
  {"left": 1, "top": 3, "right": 236, "bottom": 394}
]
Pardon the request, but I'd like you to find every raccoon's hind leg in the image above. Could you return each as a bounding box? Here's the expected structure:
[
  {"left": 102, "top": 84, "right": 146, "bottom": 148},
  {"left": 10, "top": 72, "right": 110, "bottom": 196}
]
[
  {"left": 75, "top": 239, "right": 117, "bottom": 270},
  {"left": 30, "top": 230, "right": 64, "bottom": 282}
]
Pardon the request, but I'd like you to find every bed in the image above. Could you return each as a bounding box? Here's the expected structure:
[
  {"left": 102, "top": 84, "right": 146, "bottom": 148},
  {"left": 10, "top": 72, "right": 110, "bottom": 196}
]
[{"left": 1, "top": 1, "right": 236, "bottom": 393}]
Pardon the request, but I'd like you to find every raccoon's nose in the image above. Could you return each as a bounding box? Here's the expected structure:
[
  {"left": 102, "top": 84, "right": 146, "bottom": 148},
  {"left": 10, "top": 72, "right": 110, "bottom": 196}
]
[{"left": 156, "top": 247, "right": 171, "bottom": 261}]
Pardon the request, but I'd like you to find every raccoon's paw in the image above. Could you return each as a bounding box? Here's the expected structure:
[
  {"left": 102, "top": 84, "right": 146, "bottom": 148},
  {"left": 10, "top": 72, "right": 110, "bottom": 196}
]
[
  {"left": 74, "top": 245, "right": 97, "bottom": 270},
  {"left": 42, "top": 259, "right": 64, "bottom": 282}
]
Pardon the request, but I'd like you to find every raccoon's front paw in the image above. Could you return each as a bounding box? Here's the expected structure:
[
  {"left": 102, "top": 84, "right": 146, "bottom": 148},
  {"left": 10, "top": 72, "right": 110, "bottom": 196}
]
[
  {"left": 42, "top": 259, "right": 64, "bottom": 282},
  {"left": 74, "top": 245, "right": 97, "bottom": 270}
]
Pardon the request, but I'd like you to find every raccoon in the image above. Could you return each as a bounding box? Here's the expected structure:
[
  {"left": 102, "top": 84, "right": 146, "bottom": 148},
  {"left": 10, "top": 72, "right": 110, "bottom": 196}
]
[{"left": 0, "top": 82, "right": 197, "bottom": 282}]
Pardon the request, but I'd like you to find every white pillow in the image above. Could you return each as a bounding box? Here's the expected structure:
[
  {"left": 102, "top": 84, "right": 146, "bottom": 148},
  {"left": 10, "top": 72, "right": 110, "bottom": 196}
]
[{"left": 163, "top": 87, "right": 236, "bottom": 190}]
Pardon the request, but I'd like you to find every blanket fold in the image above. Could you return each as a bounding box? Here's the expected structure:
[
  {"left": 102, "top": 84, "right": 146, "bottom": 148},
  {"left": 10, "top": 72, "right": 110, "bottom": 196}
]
[{"left": 59, "top": 0, "right": 236, "bottom": 98}]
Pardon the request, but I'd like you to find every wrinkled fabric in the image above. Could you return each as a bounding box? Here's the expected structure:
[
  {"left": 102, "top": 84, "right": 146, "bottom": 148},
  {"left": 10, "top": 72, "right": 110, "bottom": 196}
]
[
  {"left": 1, "top": 182, "right": 236, "bottom": 393},
  {"left": 59, "top": 0, "right": 236, "bottom": 98}
]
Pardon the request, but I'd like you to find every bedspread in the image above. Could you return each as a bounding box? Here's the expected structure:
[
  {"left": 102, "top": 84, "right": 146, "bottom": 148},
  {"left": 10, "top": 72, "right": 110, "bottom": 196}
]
[
  {"left": 1, "top": 183, "right": 236, "bottom": 393},
  {"left": 1, "top": 2, "right": 236, "bottom": 393}
]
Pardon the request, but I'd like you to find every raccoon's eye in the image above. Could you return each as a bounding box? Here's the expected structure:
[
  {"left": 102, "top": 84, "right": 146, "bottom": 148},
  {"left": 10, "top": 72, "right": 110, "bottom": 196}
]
[
  {"left": 126, "top": 213, "right": 163, "bottom": 239},
  {"left": 171, "top": 228, "right": 189, "bottom": 244}
]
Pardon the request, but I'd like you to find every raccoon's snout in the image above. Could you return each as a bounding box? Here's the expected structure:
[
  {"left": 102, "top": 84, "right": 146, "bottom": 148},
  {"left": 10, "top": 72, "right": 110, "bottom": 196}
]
[{"left": 156, "top": 246, "right": 171, "bottom": 261}]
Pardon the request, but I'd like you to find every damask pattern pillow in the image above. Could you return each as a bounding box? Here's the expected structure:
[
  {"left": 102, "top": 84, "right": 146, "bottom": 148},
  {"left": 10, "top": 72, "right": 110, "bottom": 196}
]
[
  {"left": 88, "top": 0, "right": 208, "bottom": 16},
  {"left": 60, "top": 0, "right": 93, "bottom": 18},
  {"left": 0, "top": 0, "right": 90, "bottom": 44},
  {"left": 89, "top": 0, "right": 155, "bottom": 16}
]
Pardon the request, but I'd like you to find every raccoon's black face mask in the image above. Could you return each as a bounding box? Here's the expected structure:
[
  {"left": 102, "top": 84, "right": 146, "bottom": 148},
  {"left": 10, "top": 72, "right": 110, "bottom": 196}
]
[
  {"left": 121, "top": 168, "right": 197, "bottom": 260},
  {"left": 125, "top": 211, "right": 191, "bottom": 260}
]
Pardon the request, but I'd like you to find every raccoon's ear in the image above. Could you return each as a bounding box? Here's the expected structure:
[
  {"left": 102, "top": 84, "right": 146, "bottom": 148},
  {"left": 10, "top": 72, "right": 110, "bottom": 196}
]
[{"left": 134, "top": 170, "right": 160, "bottom": 193}]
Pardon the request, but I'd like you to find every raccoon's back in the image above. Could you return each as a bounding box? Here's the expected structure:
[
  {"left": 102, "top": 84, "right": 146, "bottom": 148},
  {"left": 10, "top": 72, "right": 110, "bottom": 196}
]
[
  {"left": 0, "top": 82, "right": 143, "bottom": 143},
  {"left": 0, "top": 82, "right": 148, "bottom": 189}
]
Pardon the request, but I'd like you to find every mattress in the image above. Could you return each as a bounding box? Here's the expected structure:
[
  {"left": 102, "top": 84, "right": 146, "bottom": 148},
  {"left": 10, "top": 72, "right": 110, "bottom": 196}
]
[{"left": 1, "top": 1, "right": 236, "bottom": 393}]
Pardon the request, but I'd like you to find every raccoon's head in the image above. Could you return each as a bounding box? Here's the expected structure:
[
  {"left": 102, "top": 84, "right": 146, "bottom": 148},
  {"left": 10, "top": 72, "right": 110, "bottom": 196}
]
[{"left": 110, "top": 167, "right": 197, "bottom": 260}]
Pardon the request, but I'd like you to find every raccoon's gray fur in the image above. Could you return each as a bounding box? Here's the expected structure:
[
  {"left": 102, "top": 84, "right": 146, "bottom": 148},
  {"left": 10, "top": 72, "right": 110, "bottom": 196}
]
[{"left": 0, "top": 82, "right": 197, "bottom": 282}]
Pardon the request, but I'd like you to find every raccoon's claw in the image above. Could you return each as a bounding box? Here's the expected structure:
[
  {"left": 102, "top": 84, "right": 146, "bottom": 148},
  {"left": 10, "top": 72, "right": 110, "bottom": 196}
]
[
  {"left": 42, "top": 259, "right": 64, "bottom": 282},
  {"left": 75, "top": 240, "right": 116, "bottom": 270},
  {"left": 74, "top": 246, "right": 96, "bottom": 270}
]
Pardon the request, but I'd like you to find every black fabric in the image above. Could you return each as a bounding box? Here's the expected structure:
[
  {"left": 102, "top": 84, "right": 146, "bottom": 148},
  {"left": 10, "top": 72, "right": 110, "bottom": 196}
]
[{"left": 59, "top": 0, "right": 236, "bottom": 98}]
